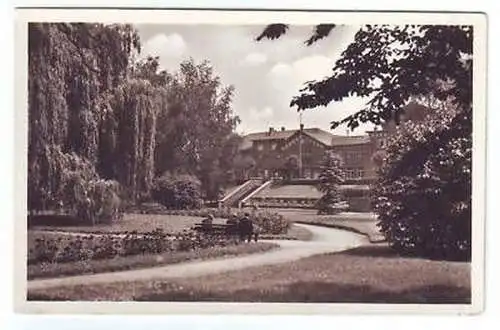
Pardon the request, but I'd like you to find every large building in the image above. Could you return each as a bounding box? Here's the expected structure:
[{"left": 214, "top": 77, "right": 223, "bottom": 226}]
[
  {"left": 238, "top": 124, "right": 381, "bottom": 180},
  {"left": 237, "top": 102, "right": 431, "bottom": 181}
]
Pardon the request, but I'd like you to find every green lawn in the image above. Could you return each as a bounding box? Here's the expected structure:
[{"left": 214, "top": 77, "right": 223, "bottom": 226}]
[
  {"left": 31, "top": 213, "right": 213, "bottom": 234},
  {"left": 27, "top": 245, "right": 470, "bottom": 303}
]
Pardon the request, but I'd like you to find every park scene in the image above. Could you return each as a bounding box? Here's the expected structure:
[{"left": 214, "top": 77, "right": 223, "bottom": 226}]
[{"left": 26, "top": 22, "right": 472, "bottom": 303}]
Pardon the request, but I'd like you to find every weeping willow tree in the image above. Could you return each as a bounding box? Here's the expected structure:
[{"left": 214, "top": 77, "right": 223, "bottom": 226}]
[
  {"left": 27, "top": 23, "right": 163, "bottom": 214},
  {"left": 102, "top": 79, "right": 166, "bottom": 201}
]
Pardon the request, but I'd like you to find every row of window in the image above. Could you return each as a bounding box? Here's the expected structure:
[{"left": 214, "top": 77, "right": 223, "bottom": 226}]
[
  {"left": 256, "top": 143, "right": 278, "bottom": 151},
  {"left": 253, "top": 142, "right": 376, "bottom": 167},
  {"left": 345, "top": 168, "right": 365, "bottom": 179},
  {"left": 256, "top": 167, "right": 366, "bottom": 180}
]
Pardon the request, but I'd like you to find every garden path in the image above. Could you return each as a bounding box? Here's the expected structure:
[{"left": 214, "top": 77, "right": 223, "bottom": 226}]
[{"left": 28, "top": 224, "right": 368, "bottom": 290}]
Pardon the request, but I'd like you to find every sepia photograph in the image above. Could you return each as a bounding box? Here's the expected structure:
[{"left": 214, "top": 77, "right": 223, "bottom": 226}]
[{"left": 15, "top": 8, "right": 486, "bottom": 314}]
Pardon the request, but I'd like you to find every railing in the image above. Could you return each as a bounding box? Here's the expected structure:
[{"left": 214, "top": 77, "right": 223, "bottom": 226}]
[
  {"left": 239, "top": 180, "right": 273, "bottom": 208},
  {"left": 218, "top": 178, "right": 262, "bottom": 208}
]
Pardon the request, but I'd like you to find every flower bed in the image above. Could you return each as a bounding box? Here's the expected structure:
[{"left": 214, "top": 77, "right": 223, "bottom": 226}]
[
  {"left": 28, "top": 229, "right": 232, "bottom": 265},
  {"left": 28, "top": 241, "right": 278, "bottom": 279}
]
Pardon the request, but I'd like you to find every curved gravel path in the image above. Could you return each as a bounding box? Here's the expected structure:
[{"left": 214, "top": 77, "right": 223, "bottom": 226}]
[{"left": 28, "top": 224, "right": 369, "bottom": 290}]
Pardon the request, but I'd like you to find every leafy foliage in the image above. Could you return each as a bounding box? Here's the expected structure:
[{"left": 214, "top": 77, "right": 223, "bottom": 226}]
[
  {"left": 101, "top": 78, "right": 164, "bottom": 201},
  {"left": 29, "top": 145, "right": 123, "bottom": 225},
  {"left": 371, "top": 150, "right": 386, "bottom": 168},
  {"left": 305, "top": 24, "right": 337, "bottom": 46},
  {"left": 154, "top": 59, "right": 240, "bottom": 199},
  {"left": 151, "top": 174, "right": 203, "bottom": 210},
  {"left": 372, "top": 103, "right": 471, "bottom": 261},
  {"left": 233, "top": 153, "right": 256, "bottom": 182},
  {"left": 316, "top": 151, "right": 345, "bottom": 214},
  {"left": 255, "top": 24, "right": 289, "bottom": 41},
  {"left": 28, "top": 23, "right": 145, "bottom": 212}
]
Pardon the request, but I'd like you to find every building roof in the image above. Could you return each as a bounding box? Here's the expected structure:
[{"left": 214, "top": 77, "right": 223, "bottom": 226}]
[
  {"left": 243, "top": 129, "right": 297, "bottom": 141},
  {"left": 302, "top": 128, "right": 336, "bottom": 146},
  {"left": 241, "top": 127, "right": 372, "bottom": 148},
  {"left": 330, "top": 135, "right": 371, "bottom": 146}
]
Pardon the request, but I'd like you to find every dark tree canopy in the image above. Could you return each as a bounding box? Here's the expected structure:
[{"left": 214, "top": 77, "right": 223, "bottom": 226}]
[
  {"left": 28, "top": 23, "right": 141, "bottom": 210},
  {"left": 152, "top": 58, "right": 241, "bottom": 200}
]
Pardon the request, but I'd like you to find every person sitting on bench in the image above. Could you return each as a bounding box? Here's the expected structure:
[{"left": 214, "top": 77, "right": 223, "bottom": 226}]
[
  {"left": 226, "top": 213, "right": 239, "bottom": 239},
  {"left": 226, "top": 213, "right": 238, "bottom": 225},
  {"left": 201, "top": 214, "right": 214, "bottom": 231},
  {"left": 238, "top": 212, "right": 254, "bottom": 243}
]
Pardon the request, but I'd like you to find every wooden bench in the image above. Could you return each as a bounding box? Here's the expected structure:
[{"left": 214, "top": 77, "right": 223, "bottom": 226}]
[
  {"left": 192, "top": 223, "right": 238, "bottom": 236},
  {"left": 192, "top": 222, "right": 259, "bottom": 242}
]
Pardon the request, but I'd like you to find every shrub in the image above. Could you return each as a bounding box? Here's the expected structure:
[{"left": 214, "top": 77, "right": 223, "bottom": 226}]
[
  {"left": 316, "top": 151, "right": 345, "bottom": 214},
  {"left": 252, "top": 210, "right": 290, "bottom": 234},
  {"left": 64, "top": 173, "right": 123, "bottom": 225},
  {"left": 30, "top": 147, "right": 124, "bottom": 225},
  {"left": 151, "top": 174, "right": 203, "bottom": 210},
  {"left": 372, "top": 104, "right": 471, "bottom": 261}
]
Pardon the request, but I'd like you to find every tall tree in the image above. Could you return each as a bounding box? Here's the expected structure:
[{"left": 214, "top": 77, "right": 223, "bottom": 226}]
[
  {"left": 103, "top": 79, "right": 165, "bottom": 201},
  {"left": 316, "top": 151, "right": 345, "bottom": 214},
  {"left": 155, "top": 59, "right": 240, "bottom": 199},
  {"left": 28, "top": 23, "right": 140, "bottom": 210}
]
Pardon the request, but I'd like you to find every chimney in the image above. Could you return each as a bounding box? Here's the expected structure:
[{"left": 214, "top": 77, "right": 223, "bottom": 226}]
[
  {"left": 281, "top": 126, "right": 286, "bottom": 132},
  {"left": 268, "top": 127, "right": 274, "bottom": 135},
  {"left": 300, "top": 124, "right": 304, "bottom": 131}
]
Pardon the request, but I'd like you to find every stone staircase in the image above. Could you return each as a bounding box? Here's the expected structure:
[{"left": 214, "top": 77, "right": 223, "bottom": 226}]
[{"left": 218, "top": 178, "right": 263, "bottom": 208}]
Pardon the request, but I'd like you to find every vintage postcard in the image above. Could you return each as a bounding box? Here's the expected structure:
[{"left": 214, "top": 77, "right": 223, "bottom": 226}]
[{"left": 14, "top": 8, "right": 486, "bottom": 314}]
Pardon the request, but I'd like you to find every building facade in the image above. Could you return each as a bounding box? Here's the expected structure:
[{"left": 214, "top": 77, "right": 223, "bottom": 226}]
[
  {"left": 238, "top": 124, "right": 382, "bottom": 180},
  {"left": 238, "top": 102, "right": 431, "bottom": 181}
]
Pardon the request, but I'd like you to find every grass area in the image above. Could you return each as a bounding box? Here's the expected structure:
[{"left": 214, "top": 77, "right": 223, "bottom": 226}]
[
  {"left": 28, "top": 244, "right": 470, "bottom": 303},
  {"left": 254, "top": 184, "right": 322, "bottom": 199},
  {"left": 31, "top": 213, "right": 214, "bottom": 234},
  {"left": 30, "top": 212, "right": 312, "bottom": 241},
  {"left": 28, "top": 241, "right": 278, "bottom": 280}
]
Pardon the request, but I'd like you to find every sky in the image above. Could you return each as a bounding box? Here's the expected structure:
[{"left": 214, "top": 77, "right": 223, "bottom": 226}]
[{"left": 135, "top": 24, "right": 375, "bottom": 136}]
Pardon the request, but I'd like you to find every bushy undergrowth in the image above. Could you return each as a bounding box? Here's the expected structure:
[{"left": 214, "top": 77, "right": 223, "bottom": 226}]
[
  {"left": 372, "top": 104, "right": 471, "bottom": 261},
  {"left": 30, "top": 146, "right": 124, "bottom": 225},
  {"left": 28, "top": 229, "right": 232, "bottom": 265},
  {"left": 151, "top": 174, "right": 203, "bottom": 210}
]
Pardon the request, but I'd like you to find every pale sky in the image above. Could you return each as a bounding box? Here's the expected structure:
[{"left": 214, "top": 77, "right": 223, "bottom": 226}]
[{"left": 135, "top": 24, "right": 375, "bottom": 136}]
